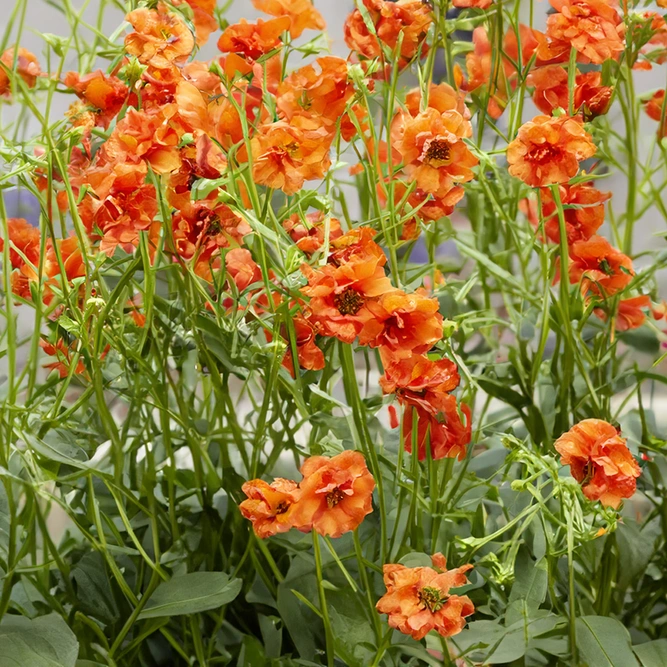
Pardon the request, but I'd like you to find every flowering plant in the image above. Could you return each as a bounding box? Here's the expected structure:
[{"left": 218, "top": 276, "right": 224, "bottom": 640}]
[{"left": 1, "top": 0, "right": 667, "bottom": 665}]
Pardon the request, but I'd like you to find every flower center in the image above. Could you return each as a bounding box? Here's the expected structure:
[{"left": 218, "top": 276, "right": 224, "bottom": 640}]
[
  {"left": 598, "top": 258, "right": 614, "bottom": 275},
  {"left": 581, "top": 461, "right": 595, "bottom": 486},
  {"left": 326, "top": 487, "right": 345, "bottom": 508},
  {"left": 527, "top": 144, "right": 560, "bottom": 164},
  {"left": 423, "top": 139, "right": 452, "bottom": 167},
  {"left": 418, "top": 586, "right": 446, "bottom": 613},
  {"left": 275, "top": 501, "right": 290, "bottom": 515},
  {"left": 334, "top": 288, "right": 365, "bottom": 315}
]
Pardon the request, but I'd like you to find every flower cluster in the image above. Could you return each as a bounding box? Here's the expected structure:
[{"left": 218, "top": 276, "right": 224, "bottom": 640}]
[{"left": 240, "top": 450, "right": 375, "bottom": 539}]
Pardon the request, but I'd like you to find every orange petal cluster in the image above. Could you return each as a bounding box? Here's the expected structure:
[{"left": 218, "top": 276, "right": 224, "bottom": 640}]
[
  {"left": 252, "top": 0, "right": 326, "bottom": 39},
  {"left": 554, "top": 419, "right": 641, "bottom": 508},
  {"left": 376, "top": 553, "right": 474, "bottom": 640},
  {"left": 507, "top": 115, "right": 596, "bottom": 188},
  {"left": 240, "top": 451, "right": 375, "bottom": 539},
  {"left": 344, "top": 0, "right": 433, "bottom": 66},
  {"left": 0, "top": 47, "right": 41, "bottom": 96},
  {"left": 537, "top": 0, "right": 625, "bottom": 65}
]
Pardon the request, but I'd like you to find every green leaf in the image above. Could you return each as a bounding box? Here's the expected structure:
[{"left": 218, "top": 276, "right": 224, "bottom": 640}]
[
  {"left": 0, "top": 614, "right": 79, "bottom": 667},
  {"left": 506, "top": 551, "right": 548, "bottom": 626},
  {"left": 71, "top": 553, "right": 119, "bottom": 624},
  {"left": 634, "top": 640, "right": 667, "bottom": 666},
  {"left": 575, "top": 616, "right": 638, "bottom": 667},
  {"left": 138, "top": 572, "right": 241, "bottom": 619}
]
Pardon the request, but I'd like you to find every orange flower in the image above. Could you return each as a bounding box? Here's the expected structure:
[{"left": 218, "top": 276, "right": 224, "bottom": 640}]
[
  {"left": 77, "top": 161, "right": 159, "bottom": 256},
  {"left": 567, "top": 236, "right": 633, "bottom": 298},
  {"left": 643, "top": 90, "right": 667, "bottom": 138},
  {"left": 40, "top": 338, "right": 86, "bottom": 379},
  {"left": 376, "top": 553, "right": 474, "bottom": 641},
  {"left": 554, "top": 419, "right": 641, "bottom": 508},
  {"left": 393, "top": 108, "right": 477, "bottom": 196},
  {"left": 217, "top": 17, "right": 290, "bottom": 61},
  {"left": 252, "top": 0, "right": 326, "bottom": 38},
  {"left": 282, "top": 310, "right": 325, "bottom": 373},
  {"left": 283, "top": 211, "right": 343, "bottom": 255},
  {"left": 291, "top": 450, "right": 375, "bottom": 538},
  {"left": 300, "top": 228, "right": 394, "bottom": 343},
  {"left": 380, "top": 181, "right": 465, "bottom": 240},
  {"left": 125, "top": 6, "right": 195, "bottom": 69},
  {"left": 539, "top": 0, "right": 625, "bottom": 65},
  {"left": 0, "top": 47, "right": 41, "bottom": 95},
  {"left": 276, "top": 56, "right": 356, "bottom": 132},
  {"left": 529, "top": 66, "right": 613, "bottom": 120},
  {"left": 465, "top": 25, "right": 540, "bottom": 118},
  {"left": 173, "top": 0, "right": 218, "bottom": 45},
  {"left": 250, "top": 120, "right": 333, "bottom": 195},
  {"left": 359, "top": 289, "right": 443, "bottom": 357},
  {"left": 536, "top": 182, "right": 610, "bottom": 244},
  {"left": 0, "top": 218, "right": 40, "bottom": 269},
  {"left": 172, "top": 200, "right": 250, "bottom": 280},
  {"left": 63, "top": 70, "right": 129, "bottom": 129},
  {"left": 225, "top": 248, "right": 263, "bottom": 292},
  {"left": 239, "top": 478, "right": 300, "bottom": 538},
  {"left": 380, "top": 354, "right": 471, "bottom": 461},
  {"left": 404, "top": 82, "right": 469, "bottom": 119},
  {"left": 344, "top": 0, "right": 432, "bottom": 65},
  {"left": 507, "top": 115, "right": 596, "bottom": 188},
  {"left": 595, "top": 295, "right": 651, "bottom": 332},
  {"left": 453, "top": 0, "right": 492, "bottom": 7}
]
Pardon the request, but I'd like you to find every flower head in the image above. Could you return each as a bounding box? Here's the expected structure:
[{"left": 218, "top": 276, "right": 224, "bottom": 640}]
[
  {"left": 251, "top": 121, "right": 333, "bottom": 195},
  {"left": 283, "top": 211, "right": 343, "bottom": 255},
  {"left": 217, "top": 17, "right": 290, "bottom": 61},
  {"left": 568, "top": 235, "right": 633, "bottom": 298},
  {"left": 536, "top": 182, "right": 610, "bottom": 244},
  {"left": 240, "top": 478, "right": 301, "bottom": 538},
  {"left": 344, "top": 0, "right": 433, "bottom": 65},
  {"left": 554, "top": 419, "right": 641, "bottom": 508},
  {"left": 252, "top": 0, "right": 326, "bottom": 38},
  {"left": 507, "top": 115, "right": 596, "bottom": 188},
  {"left": 539, "top": 0, "right": 625, "bottom": 65},
  {"left": 125, "top": 6, "right": 195, "bottom": 69},
  {"left": 291, "top": 450, "right": 375, "bottom": 538},
  {"left": 64, "top": 70, "right": 129, "bottom": 129},
  {"left": 0, "top": 47, "right": 41, "bottom": 95},
  {"left": 376, "top": 553, "right": 474, "bottom": 640}
]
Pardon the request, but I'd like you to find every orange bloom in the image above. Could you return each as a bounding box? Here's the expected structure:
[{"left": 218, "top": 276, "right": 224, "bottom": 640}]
[
  {"left": 239, "top": 478, "right": 300, "bottom": 538},
  {"left": 643, "top": 90, "right": 667, "bottom": 138},
  {"left": 225, "top": 248, "right": 263, "bottom": 292},
  {"left": 40, "top": 338, "right": 86, "bottom": 379},
  {"left": 376, "top": 553, "right": 474, "bottom": 641},
  {"left": 125, "top": 6, "right": 195, "bottom": 69},
  {"left": 359, "top": 289, "right": 443, "bottom": 357},
  {"left": 0, "top": 47, "right": 41, "bottom": 95},
  {"left": 380, "top": 354, "right": 471, "bottom": 461},
  {"left": 539, "top": 0, "right": 625, "bottom": 65},
  {"left": 567, "top": 236, "right": 633, "bottom": 298},
  {"left": 0, "top": 218, "right": 41, "bottom": 269},
  {"left": 252, "top": 0, "right": 326, "bottom": 38},
  {"left": 282, "top": 311, "right": 325, "bottom": 373},
  {"left": 172, "top": 200, "right": 250, "bottom": 280},
  {"left": 554, "top": 419, "right": 641, "bottom": 508},
  {"left": 217, "top": 17, "right": 290, "bottom": 61},
  {"left": 404, "top": 83, "right": 469, "bottom": 119},
  {"left": 276, "top": 56, "right": 356, "bottom": 132},
  {"left": 291, "top": 451, "right": 375, "bottom": 538},
  {"left": 251, "top": 121, "right": 333, "bottom": 195},
  {"left": 453, "top": 0, "right": 492, "bottom": 7},
  {"left": 595, "top": 295, "right": 651, "bottom": 332},
  {"left": 393, "top": 108, "right": 477, "bottom": 196},
  {"left": 536, "top": 182, "right": 610, "bottom": 244},
  {"left": 173, "top": 0, "right": 218, "bottom": 45},
  {"left": 507, "top": 115, "right": 596, "bottom": 188},
  {"left": 344, "top": 0, "right": 432, "bottom": 65},
  {"left": 63, "top": 70, "right": 129, "bottom": 129},
  {"left": 465, "top": 25, "right": 541, "bottom": 118},
  {"left": 77, "top": 161, "right": 159, "bottom": 256},
  {"left": 283, "top": 211, "right": 343, "bottom": 255},
  {"left": 529, "top": 66, "right": 613, "bottom": 120},
  {"left": 300, "top": 228, "right": 394, "bottom": 343}
]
